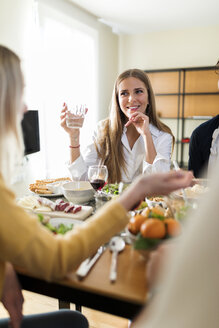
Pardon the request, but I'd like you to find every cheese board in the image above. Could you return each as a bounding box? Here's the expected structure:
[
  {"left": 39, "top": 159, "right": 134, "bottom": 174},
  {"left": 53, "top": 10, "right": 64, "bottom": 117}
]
[{"left": 32, "top": 205, "right": 93, "bottom": 221}]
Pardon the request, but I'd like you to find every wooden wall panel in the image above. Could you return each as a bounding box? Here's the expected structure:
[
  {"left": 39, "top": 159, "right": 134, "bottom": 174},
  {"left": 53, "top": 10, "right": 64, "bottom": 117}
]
[
  {"left": 185, "top": 70, "right": 219, "bottom": 93},
  {"left": 146, "top": 66, "right": 218, "bottom": 167},
  {"left": 155, "top": 95, "right": 181, "bottom": 118},
  {"left": 184, "top": 95, "right": 219, "bottom": 117},
  {"left": 147, "top": 71, "right": 180, "bottom": 94}
]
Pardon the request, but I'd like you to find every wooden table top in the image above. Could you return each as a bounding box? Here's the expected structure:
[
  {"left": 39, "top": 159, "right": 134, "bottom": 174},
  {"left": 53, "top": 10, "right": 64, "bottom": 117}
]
[
  {"left": 66, "top": 245, "right": 148, "bottom": 304},
  {"left": 17, "top": 245, "right": 149, "bottom": 319}
]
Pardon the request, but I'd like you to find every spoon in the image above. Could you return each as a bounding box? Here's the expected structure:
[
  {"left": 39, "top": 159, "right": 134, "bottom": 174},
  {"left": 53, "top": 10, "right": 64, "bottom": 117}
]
[{"left": 109, "top": 236, "right": 125, "bottom": 283}]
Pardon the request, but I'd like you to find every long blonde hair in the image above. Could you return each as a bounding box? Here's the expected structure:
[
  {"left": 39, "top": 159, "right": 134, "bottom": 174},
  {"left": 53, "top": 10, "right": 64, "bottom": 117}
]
[
  {"left": 95, "top": 68, "right": 175, "bottom": 183},
  {"left": 0, "top": 45, "right": 24, "bottom": 182}
]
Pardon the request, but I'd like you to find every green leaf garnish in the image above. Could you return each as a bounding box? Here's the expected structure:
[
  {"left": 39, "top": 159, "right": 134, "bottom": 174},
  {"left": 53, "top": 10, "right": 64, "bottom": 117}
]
[
  {"left": 148, "top": 212, "right": 165, "bottom": 220},
  {"left": 134, "top": 234, "right": 161, "bottom": 250},
  {"left": 37, "top": 214, "right": 73, "bottom": 234}
]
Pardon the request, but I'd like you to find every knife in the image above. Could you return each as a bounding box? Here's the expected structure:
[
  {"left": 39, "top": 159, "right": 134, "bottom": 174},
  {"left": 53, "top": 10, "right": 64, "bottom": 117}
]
[{"left": 76, "top": 246, "right": 105, "bottom": 279}]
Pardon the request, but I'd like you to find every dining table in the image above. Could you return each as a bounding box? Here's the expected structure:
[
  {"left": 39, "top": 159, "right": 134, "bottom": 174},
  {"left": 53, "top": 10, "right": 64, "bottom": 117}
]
[{"left": 16, "top": 244, "right": 149, "bottom": 320}]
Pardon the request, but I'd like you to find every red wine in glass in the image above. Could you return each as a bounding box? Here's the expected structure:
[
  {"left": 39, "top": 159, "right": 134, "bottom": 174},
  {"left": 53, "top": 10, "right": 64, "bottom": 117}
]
[
  {"left": 88, "top": 165, "right": 108, "bottom": 192},
  {"left": 90, "top": 179, "right": 105, "bottom": 191}
]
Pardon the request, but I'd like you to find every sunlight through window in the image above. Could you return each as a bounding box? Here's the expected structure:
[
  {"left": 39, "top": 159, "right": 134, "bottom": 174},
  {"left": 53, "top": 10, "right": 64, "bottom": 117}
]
[{"left": 25, "top": 5, "right": 97, "bottom": 179}]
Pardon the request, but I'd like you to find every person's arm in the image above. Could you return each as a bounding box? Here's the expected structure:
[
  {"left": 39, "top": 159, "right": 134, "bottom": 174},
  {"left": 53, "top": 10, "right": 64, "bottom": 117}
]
[
  {"left": 126, "top": 112, "right": 157, "bottom": 164},
  {"left": 142, "top": 131, "right": 173, "bottom": 175},
  {"left": 142, "top": 129, "right": 157, "bottom": 164},
  {"left": 69, "top": 130, "right": 81, "bottom": 163},
  {"left": 0, "top": 175, "right": 130, "bottom": 283},
  {"left": 67, "top": 136, "right": 100, "bottom": 181},
  {"left": 67, "top": 121, "right": 103, "bottom": 180},
  {"left": 119, "top": 170, "right": 193, "bottom": 211},
  {"left": 60, "top": 103, "right": 87, "bottom": 164},
  {"left": 1, "top": 262, "right": 24, "bottom": 328}
]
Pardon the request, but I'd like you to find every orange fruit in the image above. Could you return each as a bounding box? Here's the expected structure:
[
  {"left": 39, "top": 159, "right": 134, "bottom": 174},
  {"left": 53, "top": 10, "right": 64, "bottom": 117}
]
[
  {"left": 127, "top": 214, "right": 147, "bottom": 235},
  {"left": 164, "top": 218, "right": 181, "bottom": 237},
  {"left": 140, "top": 218, "right": 166, "bottom": 239}
]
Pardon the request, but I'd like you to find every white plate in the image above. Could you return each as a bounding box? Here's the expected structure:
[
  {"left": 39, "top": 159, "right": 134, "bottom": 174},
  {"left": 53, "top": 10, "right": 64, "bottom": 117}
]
[
  {"left": 49, "top": 217, "right": 83, "bottom": 228},
  {"left": 32, "top": 205, "right": 93, "bottom": 221},
  {"left": 146, "top": 197, "right": 167, "bottom": 208},
  {"left": 31, "top": 192, "right": 63, "bottom": 198}
]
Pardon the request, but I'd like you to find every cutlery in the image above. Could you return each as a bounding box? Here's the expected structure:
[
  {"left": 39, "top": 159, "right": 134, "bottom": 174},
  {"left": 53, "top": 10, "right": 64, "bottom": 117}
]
[
  {"left": 76, "top": 246, "right": 105, "bottom": 279},
  {"left": 118, "top": 182, "right": 124, "bottom": 194},
  {"left": 109, "top": 236, "right": 125, "bottom": 283},
  {"left": 173, "top": 160, "right": 188, "bottom": 205}
]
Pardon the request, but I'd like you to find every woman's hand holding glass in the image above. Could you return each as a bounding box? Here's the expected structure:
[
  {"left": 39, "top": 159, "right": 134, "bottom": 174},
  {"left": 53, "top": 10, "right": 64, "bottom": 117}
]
[{"left": 60, "top": 102, "right": 87, "bottom": 134}]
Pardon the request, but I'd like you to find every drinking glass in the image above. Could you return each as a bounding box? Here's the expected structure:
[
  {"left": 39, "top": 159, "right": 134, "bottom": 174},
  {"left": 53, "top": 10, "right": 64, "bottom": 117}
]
[
  {"left": 66, "top": 104, "right": 86, "bottom": 129},
  {"left": 88, "top": 165, "right": 108, "bottom": 191}
]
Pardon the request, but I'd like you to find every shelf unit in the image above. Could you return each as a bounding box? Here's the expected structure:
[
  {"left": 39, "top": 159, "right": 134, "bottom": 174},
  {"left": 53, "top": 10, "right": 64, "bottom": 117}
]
[{"left": 146, "top": 66, "right": 219, "bottom": 168}]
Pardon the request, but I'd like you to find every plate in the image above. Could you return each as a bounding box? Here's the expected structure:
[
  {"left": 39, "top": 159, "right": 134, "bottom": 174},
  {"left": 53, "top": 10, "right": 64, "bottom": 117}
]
[
  {"left": 32, "top": 205, "right": 93, "bottom": 221},
  {"left": 49, "top": 217, "right": 83, "bottom": 228},
  {"left": 172, "top": 183, "right": 209, "bottom": 201},
  {"left": 171, "top": 190, "right": 199, "bottom": 201},
  {"left": 31, "top": 192, "right": 63, "bottom": 198},
  {"left": 145, "top": 197, "right": 167, "bottom": 208}
]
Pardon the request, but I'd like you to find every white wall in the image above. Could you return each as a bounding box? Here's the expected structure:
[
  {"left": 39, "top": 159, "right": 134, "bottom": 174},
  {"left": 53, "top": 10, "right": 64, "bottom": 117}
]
[
  {"left": 119, "top": 25, "right": 219, "bottom": 71},
  {"left": 0, "top": 0, "right": 33, "bottom": 58},
  {"left": 98, "top": 26, "right": 118, "bottom": 120}
]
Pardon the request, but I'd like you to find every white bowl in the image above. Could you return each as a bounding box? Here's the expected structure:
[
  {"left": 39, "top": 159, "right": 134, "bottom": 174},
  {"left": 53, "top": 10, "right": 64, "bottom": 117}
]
[
  {"left": 62, "top": 181, "right": 95, "bottom": 204},
  {"left": 146, "top": 197, "right": 167, "bottom": 209}
]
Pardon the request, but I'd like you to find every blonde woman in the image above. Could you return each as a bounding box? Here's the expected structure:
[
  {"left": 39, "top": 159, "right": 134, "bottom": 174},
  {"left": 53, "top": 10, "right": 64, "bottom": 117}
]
[{"left": 61, "top": 69, "right": 175, "bottom": 183}]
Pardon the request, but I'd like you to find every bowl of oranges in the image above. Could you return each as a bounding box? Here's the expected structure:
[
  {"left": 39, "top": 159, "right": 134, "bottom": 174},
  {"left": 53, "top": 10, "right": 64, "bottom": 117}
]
[{"left": 127, "top": 206, "right": 181, "bottom": 254}]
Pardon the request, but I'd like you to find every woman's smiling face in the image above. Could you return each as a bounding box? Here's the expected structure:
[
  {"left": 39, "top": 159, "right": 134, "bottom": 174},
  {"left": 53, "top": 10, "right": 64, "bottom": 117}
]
[{"left": 118, "top": 77, "right": 149, "bottom": 120}]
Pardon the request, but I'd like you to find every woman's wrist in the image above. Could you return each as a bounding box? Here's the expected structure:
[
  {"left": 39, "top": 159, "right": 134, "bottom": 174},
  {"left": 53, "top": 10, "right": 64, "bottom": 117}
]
[
  {"left": 118, "top": 177, "right": 147, "bottom": 211},
  {"left": 142, "top": 127, "right": 151, "bottom": 138},
  {"left": 69, "top": 132, "right": 80, "bottom": 147},
  {"left": 69, "top": 145, "right": 80, "bottom": 149}
]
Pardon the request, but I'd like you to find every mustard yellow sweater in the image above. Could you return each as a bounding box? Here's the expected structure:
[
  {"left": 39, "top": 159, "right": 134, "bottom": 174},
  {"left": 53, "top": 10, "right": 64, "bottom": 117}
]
[{"left": 0, "top": 175, "right": 129, "bottom": 298}]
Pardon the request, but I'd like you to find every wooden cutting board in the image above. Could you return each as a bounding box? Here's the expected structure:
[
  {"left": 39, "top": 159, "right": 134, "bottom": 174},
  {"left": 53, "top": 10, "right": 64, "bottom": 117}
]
[{"left": 28, "top": 205, "right": 93, "bottom": 221}]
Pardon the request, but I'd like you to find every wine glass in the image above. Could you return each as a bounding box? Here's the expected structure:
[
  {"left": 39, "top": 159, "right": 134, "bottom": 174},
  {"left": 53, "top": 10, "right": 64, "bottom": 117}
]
[{"left": 88, "top": 165, "right": 108, "bottom": 191}]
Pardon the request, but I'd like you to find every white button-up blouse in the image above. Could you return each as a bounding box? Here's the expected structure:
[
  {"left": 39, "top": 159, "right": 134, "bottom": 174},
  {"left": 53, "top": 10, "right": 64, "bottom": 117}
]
[{"left": 68, "top": 121, "right": 173, "bottom": 183}]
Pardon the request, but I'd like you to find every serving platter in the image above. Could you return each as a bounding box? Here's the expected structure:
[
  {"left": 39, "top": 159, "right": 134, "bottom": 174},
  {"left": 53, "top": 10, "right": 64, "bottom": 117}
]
[
  {"left": 17, "top": 195, "right": 93, "bottom": 221},
  {"left": 28, "top": 205, "right": 93, "bottom": 221},
  {"left": 49, "top": 217, "right": 83, "bottom": 227},
  {"left": 31, "top": 191, "right": 63, "bottom": 198}
]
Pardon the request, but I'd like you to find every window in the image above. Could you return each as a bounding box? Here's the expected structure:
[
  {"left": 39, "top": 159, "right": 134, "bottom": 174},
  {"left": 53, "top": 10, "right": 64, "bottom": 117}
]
[{"left": 25, "top": 2, "right": 98, "bottom": 178}]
